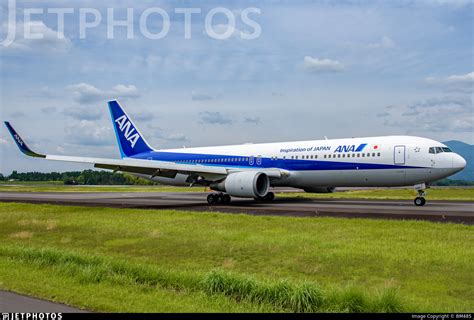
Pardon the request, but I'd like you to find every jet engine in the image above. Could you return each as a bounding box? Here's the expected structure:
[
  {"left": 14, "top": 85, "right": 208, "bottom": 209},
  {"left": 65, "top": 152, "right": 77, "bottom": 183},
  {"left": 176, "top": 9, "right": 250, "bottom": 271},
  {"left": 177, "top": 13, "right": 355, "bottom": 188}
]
[
  {"left": 211, "top": 171, "right": 270, "bottom": 198},
  {"left": 303, "top": 187, "right": 336, "bottom": 193}
]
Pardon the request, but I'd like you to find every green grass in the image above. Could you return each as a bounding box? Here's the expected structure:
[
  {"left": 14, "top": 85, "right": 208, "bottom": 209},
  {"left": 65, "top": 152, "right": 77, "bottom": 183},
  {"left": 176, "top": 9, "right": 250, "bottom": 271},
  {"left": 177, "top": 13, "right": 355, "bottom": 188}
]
[
  {"left": 0, "top": 246, "right": 402, "bottom": 312},
  {"left": 0, "top": 203, "right": 472, "bottom": 312},
  {"left": 0, "top": 184, "right": 201, "bottom": 193},
  {"left": 0, "top": 184, "right": 472, "bottom": 201},
  {"left": 0, "top": 181, "right": 64, "bottom": 185}
]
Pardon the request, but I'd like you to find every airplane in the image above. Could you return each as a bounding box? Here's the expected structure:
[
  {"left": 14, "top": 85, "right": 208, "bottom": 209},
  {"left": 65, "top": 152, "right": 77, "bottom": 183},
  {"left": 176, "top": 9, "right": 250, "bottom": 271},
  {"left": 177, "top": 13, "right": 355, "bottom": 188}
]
[{"left": 4, "top": 100, "right": 466, "bottom": 206}]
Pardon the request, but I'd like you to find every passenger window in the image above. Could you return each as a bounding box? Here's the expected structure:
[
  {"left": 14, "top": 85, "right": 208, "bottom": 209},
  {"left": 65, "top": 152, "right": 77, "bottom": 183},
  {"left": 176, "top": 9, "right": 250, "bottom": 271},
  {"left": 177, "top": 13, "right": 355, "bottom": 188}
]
[
  {"left": 377, "top": 153, "right": 381, "bottom": 157},
  {"left": 338, "top": 154, "right": 341, "bottom": 158},
  {"left": 296, "top": 156, "right": 298, "bottom": 160},
  {"left": 315, "top": 155, "right": 318, "bottom": 159},
  {"left": 362, "top": 153, "right": 365, "bottom": 157},
  {"left": 372, "top": 153, "right": 375, "bottom": 157}
]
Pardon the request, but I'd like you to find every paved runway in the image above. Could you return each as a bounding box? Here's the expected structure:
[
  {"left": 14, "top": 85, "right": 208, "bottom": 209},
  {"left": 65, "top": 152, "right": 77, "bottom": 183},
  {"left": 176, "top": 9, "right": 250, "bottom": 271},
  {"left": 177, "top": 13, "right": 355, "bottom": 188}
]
[
  {"left": 1, "top": 191, "right": 473, "bottom": 224},
  {"left": 0, "top": 291, "right": 86, "bottom": 313}
]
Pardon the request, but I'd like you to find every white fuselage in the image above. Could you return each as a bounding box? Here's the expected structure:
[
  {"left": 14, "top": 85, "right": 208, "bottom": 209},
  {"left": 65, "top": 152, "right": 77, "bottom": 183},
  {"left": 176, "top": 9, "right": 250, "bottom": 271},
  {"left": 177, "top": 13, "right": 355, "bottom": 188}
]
[{"left": 143, "top": 135, "right": 466, "bottom": 189}]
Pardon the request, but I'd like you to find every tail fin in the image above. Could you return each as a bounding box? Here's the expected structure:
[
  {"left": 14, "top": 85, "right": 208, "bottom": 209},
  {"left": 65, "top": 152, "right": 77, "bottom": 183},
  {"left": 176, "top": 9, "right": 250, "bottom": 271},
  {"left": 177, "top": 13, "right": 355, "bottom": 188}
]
[{"left": 108, "top": 100, "right": 154, "bottom": 158}]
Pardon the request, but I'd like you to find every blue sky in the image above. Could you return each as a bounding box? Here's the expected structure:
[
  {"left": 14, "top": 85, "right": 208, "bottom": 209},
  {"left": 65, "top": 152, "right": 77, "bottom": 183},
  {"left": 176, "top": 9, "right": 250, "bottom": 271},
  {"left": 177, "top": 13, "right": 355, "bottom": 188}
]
[{"left": 0, "top": 0, "right": 473, "bottom": 174}]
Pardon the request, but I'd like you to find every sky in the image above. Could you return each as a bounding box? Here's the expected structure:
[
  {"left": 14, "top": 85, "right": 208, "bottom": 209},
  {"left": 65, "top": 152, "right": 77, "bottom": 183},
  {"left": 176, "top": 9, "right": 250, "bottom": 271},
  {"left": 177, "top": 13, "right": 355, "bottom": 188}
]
[{"left": 0, "top": 0, "right": 473, "bottom": 174}]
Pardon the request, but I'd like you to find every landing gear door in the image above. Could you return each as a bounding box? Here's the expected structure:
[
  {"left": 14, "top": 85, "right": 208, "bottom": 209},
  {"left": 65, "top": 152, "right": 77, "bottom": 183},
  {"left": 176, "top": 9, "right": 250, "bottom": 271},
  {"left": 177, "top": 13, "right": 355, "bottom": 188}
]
[{"left": 394, "top": 145, "right": 406, "bottom": 165}]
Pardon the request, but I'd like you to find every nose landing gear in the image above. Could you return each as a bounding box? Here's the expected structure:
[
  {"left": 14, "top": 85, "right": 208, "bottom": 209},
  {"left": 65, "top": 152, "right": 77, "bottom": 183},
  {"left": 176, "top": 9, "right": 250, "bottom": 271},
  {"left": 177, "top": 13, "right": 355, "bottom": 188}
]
[
  {"left": 414, "top": 185, "right": 427, "bottom": 206},
  {"left": 414, "top": 196, "right": 426, "bottom": 206}
]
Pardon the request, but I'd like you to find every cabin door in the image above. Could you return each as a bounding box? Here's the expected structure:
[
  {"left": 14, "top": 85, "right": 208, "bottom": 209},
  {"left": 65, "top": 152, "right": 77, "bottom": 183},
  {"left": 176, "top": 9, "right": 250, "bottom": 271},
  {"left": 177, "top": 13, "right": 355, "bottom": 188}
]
[{"left": 394, "top": 145, "right": 406, "bottom": 165}]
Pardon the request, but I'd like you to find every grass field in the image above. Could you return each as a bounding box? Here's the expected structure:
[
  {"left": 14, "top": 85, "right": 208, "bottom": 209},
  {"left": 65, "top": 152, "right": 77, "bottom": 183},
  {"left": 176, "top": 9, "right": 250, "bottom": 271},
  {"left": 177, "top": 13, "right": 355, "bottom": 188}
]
[
  {"left": 0, "top": 203, "right": 472, "bottom": 313},
  {"left": 0, "top": 184, "right": 202, "bottom": 193},
  {"left": 0, "top": 181, "right": 64, "bottom": 185},
  {"left": 0, "top": 184, "right": 473, "bottom": 201}
]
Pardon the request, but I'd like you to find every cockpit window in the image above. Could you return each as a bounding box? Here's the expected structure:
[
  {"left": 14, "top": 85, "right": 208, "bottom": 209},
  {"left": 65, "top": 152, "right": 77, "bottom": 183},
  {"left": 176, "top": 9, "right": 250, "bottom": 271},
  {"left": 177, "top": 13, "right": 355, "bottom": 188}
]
[{"left": 429, "top": 146, "right": 453, "bottom": 154}]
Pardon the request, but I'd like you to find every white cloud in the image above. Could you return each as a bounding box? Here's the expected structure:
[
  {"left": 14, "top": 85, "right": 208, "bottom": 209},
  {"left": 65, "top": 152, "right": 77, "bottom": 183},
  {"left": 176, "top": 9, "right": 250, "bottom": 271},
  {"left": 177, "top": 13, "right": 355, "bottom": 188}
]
[
  {"left": 199, "top": 111, "right": 233, "bottom": 125},
  {"left": 65, "top": 121, "right": 113, "bottom": 146},
  {"left": 1, "top": 21, "right": 72, "bottom": 53},
  {"left": 446, "top": 72, "right": 474, "bottom": 85},
  {"left": 383, "top": 96, "right": 473, "bottom": 133},
  {"left": 66, "top": 83, "right": 140, "bottom": 104},
  {"left": 64, "top": 106, "right": 103, "bottom": 121},
  {"left": 424, "top": 71, "right": 474, "bottom": 92},
  {"left": 368, "top": 36, "right": 395, "bottom": 49},
  {"left": 165, "top": 133, "right": 187, "bottom": 142},
  {"left": 112, "top": 85, "right": 140, "bottom": 98},
  {"left": 303, "top": 56, "right": 345, "bottom": 73}
]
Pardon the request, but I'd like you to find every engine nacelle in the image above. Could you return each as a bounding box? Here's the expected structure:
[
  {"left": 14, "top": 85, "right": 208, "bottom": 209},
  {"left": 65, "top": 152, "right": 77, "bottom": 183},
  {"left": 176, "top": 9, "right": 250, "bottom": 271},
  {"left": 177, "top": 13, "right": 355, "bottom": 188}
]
[
  {"left": 303, "top": 187, "right": 336, "bottom": 193},
  {"left": 211, "top": 171, "right": 270, "bottom": 198}
]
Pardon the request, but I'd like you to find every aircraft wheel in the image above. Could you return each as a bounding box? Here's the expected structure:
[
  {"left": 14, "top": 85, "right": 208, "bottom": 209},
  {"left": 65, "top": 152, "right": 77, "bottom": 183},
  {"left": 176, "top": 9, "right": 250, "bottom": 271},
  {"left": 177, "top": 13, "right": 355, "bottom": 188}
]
[
  {"left": 223, "top": 194, "right": 231, "bottom": 204},
  {"left": 207, "top": 194, "right": 217, "bottom": 205},
  {"left": 414, "top": 197, "right": 426, "bottom": 206},
  {"left": 216, "top": 193, "right": 225, "bottom": 204},
  {"left": 264, "top": 192, "right": 275, "bottom": 201}
]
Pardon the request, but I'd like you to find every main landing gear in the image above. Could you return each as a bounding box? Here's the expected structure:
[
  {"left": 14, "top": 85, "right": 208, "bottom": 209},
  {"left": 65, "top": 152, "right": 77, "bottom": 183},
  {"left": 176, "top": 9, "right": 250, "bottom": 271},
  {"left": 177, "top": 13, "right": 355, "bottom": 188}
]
[
  {"left": 256, "top": 192, "right": 275, "bottom": 202},
  {"left": 206, "top": 192, "right": 276, "bottom": 205},
  {"left": 207, "top": 193, "right": 231, "bottom": 205},
  {"left": 414, "top": 187, "right": 427, "bottom": 207}
]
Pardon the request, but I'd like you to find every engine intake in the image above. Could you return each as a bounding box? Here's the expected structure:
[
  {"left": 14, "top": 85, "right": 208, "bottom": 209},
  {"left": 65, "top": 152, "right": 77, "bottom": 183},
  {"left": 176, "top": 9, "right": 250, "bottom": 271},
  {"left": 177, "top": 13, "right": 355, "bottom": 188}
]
[{"left": 211, "top": 171, "right": 270, "bottom": 198}]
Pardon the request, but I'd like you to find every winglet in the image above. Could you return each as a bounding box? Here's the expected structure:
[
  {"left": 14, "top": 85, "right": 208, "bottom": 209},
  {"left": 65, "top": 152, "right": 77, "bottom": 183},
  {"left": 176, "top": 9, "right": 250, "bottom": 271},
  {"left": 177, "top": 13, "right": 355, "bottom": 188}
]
[{"left": 4, "top": 122, "right": 46, "bottom": 158}]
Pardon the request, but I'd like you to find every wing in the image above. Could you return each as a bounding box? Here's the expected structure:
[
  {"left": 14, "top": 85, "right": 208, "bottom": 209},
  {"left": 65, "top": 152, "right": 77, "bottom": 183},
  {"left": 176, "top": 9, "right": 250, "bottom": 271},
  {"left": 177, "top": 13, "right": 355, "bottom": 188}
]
[{"left": 4, "top": 122, "right": 286, "bottom": 181}]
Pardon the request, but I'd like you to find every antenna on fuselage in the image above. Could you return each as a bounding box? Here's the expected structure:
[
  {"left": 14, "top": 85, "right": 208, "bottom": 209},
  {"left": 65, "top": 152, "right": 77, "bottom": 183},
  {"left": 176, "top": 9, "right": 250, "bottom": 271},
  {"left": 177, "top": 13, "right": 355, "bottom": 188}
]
[{"left": 324, "top": 136, "right": 328, "bottom": 140}]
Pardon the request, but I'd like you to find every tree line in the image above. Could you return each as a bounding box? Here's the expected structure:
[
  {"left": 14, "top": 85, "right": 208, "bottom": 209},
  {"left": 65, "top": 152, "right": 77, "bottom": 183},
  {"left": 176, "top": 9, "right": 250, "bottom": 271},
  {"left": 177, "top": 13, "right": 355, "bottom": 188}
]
[{"left": 0, "top": 170, "right": 156, "bottom": 185}]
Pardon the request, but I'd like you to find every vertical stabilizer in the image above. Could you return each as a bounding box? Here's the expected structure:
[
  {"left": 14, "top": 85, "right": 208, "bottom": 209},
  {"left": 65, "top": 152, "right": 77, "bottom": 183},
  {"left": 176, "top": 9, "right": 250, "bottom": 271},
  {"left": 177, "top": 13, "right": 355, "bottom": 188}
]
[{"left": 108, "top": 100, "right": 154, "bottom": 158}]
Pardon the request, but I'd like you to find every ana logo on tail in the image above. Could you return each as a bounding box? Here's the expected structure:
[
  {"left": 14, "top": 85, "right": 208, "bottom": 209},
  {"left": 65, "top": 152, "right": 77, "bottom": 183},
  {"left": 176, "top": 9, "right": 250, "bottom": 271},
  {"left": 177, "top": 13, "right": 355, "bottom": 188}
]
[{"left": 115, "top": 115, "right": 140, "bottom": 148}]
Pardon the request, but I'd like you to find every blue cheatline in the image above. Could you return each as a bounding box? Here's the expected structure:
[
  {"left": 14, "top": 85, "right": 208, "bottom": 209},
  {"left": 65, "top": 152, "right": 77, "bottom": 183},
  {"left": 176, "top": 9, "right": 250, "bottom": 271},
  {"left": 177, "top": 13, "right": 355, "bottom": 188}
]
[{"left": 129, "top": 151, "right": 424, "bottom": 171}]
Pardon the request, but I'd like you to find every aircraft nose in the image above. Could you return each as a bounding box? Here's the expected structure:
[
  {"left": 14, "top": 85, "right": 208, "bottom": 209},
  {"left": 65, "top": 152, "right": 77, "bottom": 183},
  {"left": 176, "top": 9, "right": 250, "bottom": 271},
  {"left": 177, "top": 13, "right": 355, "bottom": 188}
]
[{"left": 452, "top": 153, "right": 467, "bottom": 170}]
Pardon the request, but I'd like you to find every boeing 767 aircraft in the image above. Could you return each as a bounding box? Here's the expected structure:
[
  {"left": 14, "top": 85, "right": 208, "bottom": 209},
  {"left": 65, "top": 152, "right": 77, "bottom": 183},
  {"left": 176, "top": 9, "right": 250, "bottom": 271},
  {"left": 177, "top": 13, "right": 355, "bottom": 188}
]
[{"left": 4, "top": 100, "right": 466, "bottom": 206}]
